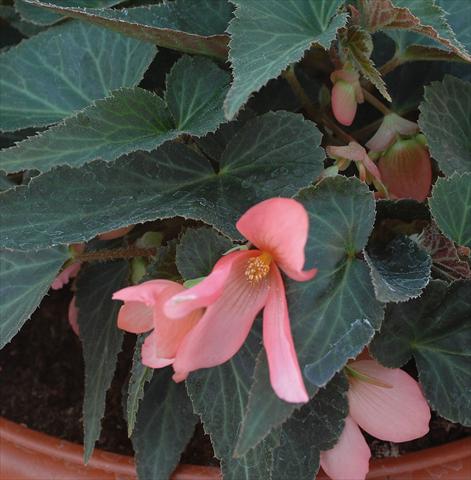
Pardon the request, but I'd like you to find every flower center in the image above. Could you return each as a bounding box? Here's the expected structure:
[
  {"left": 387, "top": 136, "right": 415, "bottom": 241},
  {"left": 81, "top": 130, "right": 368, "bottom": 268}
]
[{"left": 245, "top": 252, "right": 272, "bottom": 283}]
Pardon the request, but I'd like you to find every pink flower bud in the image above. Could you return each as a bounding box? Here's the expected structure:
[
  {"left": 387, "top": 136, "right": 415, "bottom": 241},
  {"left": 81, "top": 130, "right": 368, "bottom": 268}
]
[{"left": 330, "top": 69, "right": 364, "bottom": 126}]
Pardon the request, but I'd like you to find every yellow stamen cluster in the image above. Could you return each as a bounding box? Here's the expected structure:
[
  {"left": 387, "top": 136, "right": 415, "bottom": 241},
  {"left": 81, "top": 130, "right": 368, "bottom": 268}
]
[{"left": 245, "top": 253, "right": 272, "bottom": 283}]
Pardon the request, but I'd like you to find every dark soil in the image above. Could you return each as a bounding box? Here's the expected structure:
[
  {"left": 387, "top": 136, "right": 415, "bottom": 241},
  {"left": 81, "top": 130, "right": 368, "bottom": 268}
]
[{"left": 0, "top": 289, "right": 468, "bottom": 465}]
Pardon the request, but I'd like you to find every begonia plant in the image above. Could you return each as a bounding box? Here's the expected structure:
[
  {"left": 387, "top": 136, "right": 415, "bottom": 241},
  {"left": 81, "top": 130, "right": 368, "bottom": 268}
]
[{"left": 0, "top": 1, "right": 470, "bottom": 480}]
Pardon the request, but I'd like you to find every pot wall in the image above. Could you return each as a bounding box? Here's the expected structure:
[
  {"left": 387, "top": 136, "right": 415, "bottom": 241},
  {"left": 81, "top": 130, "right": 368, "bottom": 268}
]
[{"left": 1, "top": 417, "right": 469, "bottom": 480}]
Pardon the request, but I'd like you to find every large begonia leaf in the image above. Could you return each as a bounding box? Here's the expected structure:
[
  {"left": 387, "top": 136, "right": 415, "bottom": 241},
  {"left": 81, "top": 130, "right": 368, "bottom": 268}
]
[
  {"left": 0, "top": 111, "right": 325, "bottom": 250},
  {"left": 0, "top": 246, "right": 69, "bottom": 349},
  {"left": 429, "top": 174, "right": 471, "bottom": 248},
  {"left": 0, "top": 20, "right": 155, "bottom": 132},
  {"left": 132, "top": 368, "right": 198, "bottom": 480},
  {"left": 370, "top": 280, "right": 471, "bottom": 426},
  {"left": 21, "top": 0, "right": 232, "bottom": 59},
  {"left": 0, "top": 56, "right": 230, "bottom": 173},
  {"left": 76, "top": 260, "right": 129, "bottom": 462},
  {"left": 364, "top": 235, "right": 432, "bottom": 303},
  {"left": 235, "top": 176, "right": 383, "bottom": 455},
  {"left": 224, "top": 0, "right": 347, "bottom": 119},
  {"left": 14, "top": 0, "right": 124, "bottom": 26},
  {"left": 419, "top": 76, "right": 471, "bottom": 175}
]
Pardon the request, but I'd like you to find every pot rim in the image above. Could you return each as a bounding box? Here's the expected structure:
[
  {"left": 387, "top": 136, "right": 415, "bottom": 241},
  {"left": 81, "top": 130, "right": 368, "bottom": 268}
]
[{"left": 1, "top": 416, "right": 469, "bottom": 480}]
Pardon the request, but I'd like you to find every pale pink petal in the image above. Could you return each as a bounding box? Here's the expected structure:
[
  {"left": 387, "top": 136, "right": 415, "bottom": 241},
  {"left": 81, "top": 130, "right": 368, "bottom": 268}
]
[
  {"left": 320, "top": 416, "right": 371, "bottom": 480},
  {"left": 263, "top": 264, "right": 308, "bottom": 403},
  {"left": 348, "top": 360, "right": 431, "bottom": 442},
  {"left": 164, "top": 250, "right": 253, "bottom": 319},
  {"left": 68, "top": 296, "right": 79, "bottom": 336},
  {"left": 98, "top": 225, "right": 134, "bottom": 240},
  {"left": 51, "top": 262, "right": 81, "bottom": 290},
  {"left": 378, "top": 140, "right": 432, "bottom": 202},
  {"left": 117, "top": 301, "right": 153, "bottom": 334},
  {"left": 331, "top": 80, "right": 358, "bottom": 126},
  {"left": 236, "top": 198, "right": 316, "bottom": 282},
  {"left": 172, "top": 253, "right": 270, "bottom": 379},
  {"left": 112, "top": 279, "right": 176, "bottom": 306},
  {"left": 367, "top": 113, "right": 419, "bottom": 152},
  {"left": 141, "top": 331, "right": 174, "bottom": 369},
  {"left": 327, "top": 142, "right": 366, "bottom": 163}
]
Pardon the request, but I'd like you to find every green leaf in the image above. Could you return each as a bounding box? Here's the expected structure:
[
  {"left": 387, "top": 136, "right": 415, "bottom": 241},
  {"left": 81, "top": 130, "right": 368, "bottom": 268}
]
[
  {"left": 429, "top": 173, "right": 471, "bottom": 248},
  {"left": 0, "top": 56, "right": 230, "bottom": 173},
  {"left": 364, "top": 235, "right": 432, "bottom": 303},
  {"left": 15, "top": 0, "right": 124, "bottom": 26},
  {"left": 271, "top": 375, "right": 348, "bottom": 480},
  {"left": 76, "top": 260, "right": 129, "bottom": 462},
  {"left": 235, "top": 176, "right": 383, "bottom": 455},
  {"left": 0, "top": 246, "right": 69, "bottom": 349},
  {"left": 187, "top": 328, "right": 279, "bottom": 480},
  {"left": 419, "top": 76, "right": 471, "bottom": 175},
  {"left": 176, "top": 227, "right": 233, "bottom": 281},
  {"left": 126, "top": 335, "right": 153, "bottom": 437},
  {"left": 0, "top": 111, "right": 325, "bottom": 250},
  {"left": 225, "top": 0, "right": 347, "bottom": 119},
  {"left": 437, "top": 0, "right": 471, "bottom": 53},
  {"left": 0, "top": 5, "right": 44, "bottom": 37},
  {"left": 22, "top": 0, "right": 232, "bottom": 59},
  {"left": 144, "top": 240, "right": 180, "bottom": 282},
  {"left": 0, "top": 20, "right": 156, "bottom": 132},
  {"left": 132, "top": 368, "right": 198, "bottom": 480},
  {"left": 0, "top": 172, "right": 15, "bottom": 191},
  {"left": 370, "top": 280, "right": 471, "bottom": 426}
]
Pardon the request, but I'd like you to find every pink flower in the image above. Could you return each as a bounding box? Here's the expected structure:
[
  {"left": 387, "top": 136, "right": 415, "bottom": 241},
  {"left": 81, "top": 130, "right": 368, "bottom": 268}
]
[
  {"left": 97, "top": 225, "right": 134, "bottom": 241},
  {"left": 330, "top": 69, "right": 364, "bottom": 126},
  {"left": 320, "top": 359, "right": 431, "bottom": 480},
  {"left": 366, "top": 113, "right": 419, "bottom": 153},
  {"left": 164, "top": 198, "right": 317, "bottom": 403},
  {"left": 113, "top": 280, "right": 202, "bottom": 369},
  {"left": 51, "top": 261, "right": 82, "bottom": 290},
  {"left": 327, "top": 141, "right": 382, "bottom": 184},
  {"left": 68, "top": 296, "right": 79, "bottom": 336}
]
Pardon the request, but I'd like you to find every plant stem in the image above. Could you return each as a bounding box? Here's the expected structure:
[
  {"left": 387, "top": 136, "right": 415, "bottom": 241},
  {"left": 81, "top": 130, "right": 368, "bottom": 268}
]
[
  {"left": 76, "top": 246, "right": 157, "bottom": 262},
  {"left": 362, "top": 88, "right": 392, "bottom": 115},
  {"left": 379, "top": 55, "right": 402, "bottom": 76}
]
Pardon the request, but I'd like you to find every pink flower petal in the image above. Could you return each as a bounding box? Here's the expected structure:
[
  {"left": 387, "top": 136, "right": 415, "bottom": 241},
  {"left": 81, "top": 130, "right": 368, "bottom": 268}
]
[
  {"left": 164, "top": 251, "right": 248, "bottom": 318},
  {"left": 331, "top": 80, "right": 358, "bottom": 126},
  {"left": 378, "top": 139, "right": 432, "bottom": 201},
  {"left": 236, "top": 198, "right": 316, "bottom": 282},
  {"left": 112, "top": 279, "right": 176, "bottom": 306},
  {"left": 320, "top": 415, "right": 371, "bottom": 480},
  {"left": 97, "top": 225, "right": 134, "bottom": 240},
  {"left": 141, "top": 331, "right": 175, "bottom": 369},
  {"left": 117, "top": 301, "right": 153, "bottom": 334},
  {"left": 51, "top": 262, "right": 81, "bottom": 290},
  {"left": 68, "top": 296, "right": 79, "bottom": 336},
  {"left": 367, "top": 113, "right": 419, "bottom": 153},
  {"left": 172, "top": 252, "right": 270, "bottom": 379},
  {"left": 263, "top": 264, "right": 308, "bottom": 403},
  {"left": 327, "top": 142, "right": 366, "bottom": 163},
  {"left": 348, "top": 360, "right": 431, "bottom": 442}
]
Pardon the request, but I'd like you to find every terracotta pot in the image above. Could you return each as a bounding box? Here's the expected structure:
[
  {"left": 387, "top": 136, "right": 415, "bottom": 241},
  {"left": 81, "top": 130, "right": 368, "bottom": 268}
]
[{"left": 1, "top": 417, "right": 470, "bottom": 480}]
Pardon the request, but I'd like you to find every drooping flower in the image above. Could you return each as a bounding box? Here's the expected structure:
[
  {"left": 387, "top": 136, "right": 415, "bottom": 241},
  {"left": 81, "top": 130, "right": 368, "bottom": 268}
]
[
  {"left": 320, "top": 359, "right": 431, "bottom": 480},
  {"left": 113, "top": 280, "right": 202, "bottom": 369},
  {"left": 164, "top": 198, "right": 317, "bottom": 403},
  {"left": 366, "top": 113, "right": 419, "bottom": 153},
  {"left": 330, "top": 68, "right": 364, "bottom": 126},
  {"left": 51, "top": 244, "right": 84, "bottom": 290},
  {"left": 327, "top": 141, "right": 382, "bottom": 184}
]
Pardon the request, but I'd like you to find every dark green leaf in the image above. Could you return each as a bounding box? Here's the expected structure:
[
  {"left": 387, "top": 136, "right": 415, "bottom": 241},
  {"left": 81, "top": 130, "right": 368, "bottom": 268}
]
[
  {"left": 0, "top": 5, "right": 44, "bottom": 37},
  {"left": 144, "top": 240, "right": 180, "bottom": 282},
  {"left": 126, "top": 334, "right": 153, "bottom": 437},
  {"left": 0, "top": 172, "right": 15, "bottom": 191},
  {"left": 76, "top": 260, "right": 129, "bottom": 462},
  {"left": 364, "top": 235, "right": 432, "bottom": 302},
  {"left": 429, "top": 173, "right": 471, "bottom": 248},
  {"left": 235, "top": 176, "right": 383, "bottom": 455},
  {"left": 176, "top": 227, "right": 233, "bottom": 281},
  {"left": 271, "top": 375, "right": 348, "bottom": 480},
  {"left": 419, "top": 75, "right": 471, "bottom": 175},
  {"left": 15, "top": 0, "right": 124, "bottom": 26},
  {"left": 0, "top": 111, "right": 325, "bottom": 250},
  {"left": 0, "top": 56, "right": 230, "bottom": 173},
  {"left": 22, "top": 0, "right": 231, "bottom": 59},
  {"left": 0, "top": 20, "right": 156, "bottom": 132},
  {"left": 370, "top": 280, "right": 471, "bottom": 426},
  {"left": 437, "top": 0, "right": 471, "bottom": 52},
  {"left": 225, "top": 0, "right": 347, "bottom": 119},
  {"left": 186, "top": 328, "right": 279, "bottom": 480},
  {"left": 0, "top": 246, "right": 69, "bottom": 348},
  {"left": 132, "top": 368, "right": 198, "bottom": 480}
]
